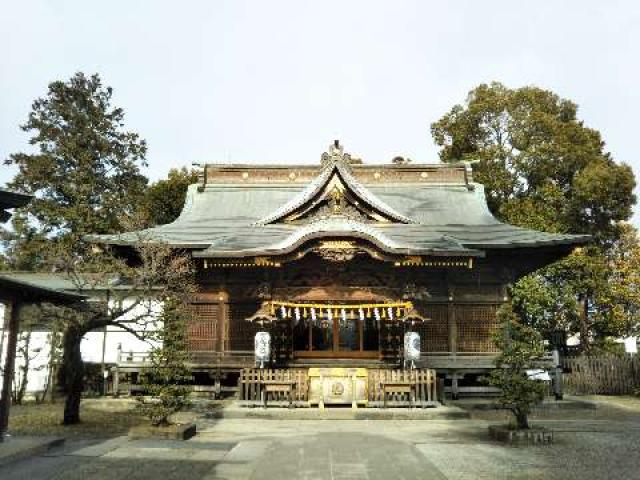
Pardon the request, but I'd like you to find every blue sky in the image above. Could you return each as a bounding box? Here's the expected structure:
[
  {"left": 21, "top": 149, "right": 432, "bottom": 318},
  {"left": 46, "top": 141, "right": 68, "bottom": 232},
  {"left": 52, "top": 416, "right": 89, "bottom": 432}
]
[{"left": 1, "top": 1, "right": 639, "bottom": 225}]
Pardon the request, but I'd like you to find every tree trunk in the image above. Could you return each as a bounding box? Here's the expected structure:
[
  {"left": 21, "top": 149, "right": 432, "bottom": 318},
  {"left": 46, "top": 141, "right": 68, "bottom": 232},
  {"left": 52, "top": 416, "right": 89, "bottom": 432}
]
[
  {"left": 515, "top": 410, "right": 529, "bottom": 430},
  {"left": 41, "top": 331, "right": 61, "bottom": 404},
  {"left": 579, "top": 295, "right": 590, "bottom": 353},
  {"left": 15, "top": 332, "right": 32, "bottom": 405},
  {"left": 62, "top": 327, "right": 85, "bottom": 425}
]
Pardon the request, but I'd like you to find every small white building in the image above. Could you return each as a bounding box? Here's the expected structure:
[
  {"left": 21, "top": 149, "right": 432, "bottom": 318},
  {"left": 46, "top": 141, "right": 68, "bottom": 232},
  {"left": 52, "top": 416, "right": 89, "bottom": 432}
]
[{"left": 0, "top": 277, "right": 162, "bottom": 397}]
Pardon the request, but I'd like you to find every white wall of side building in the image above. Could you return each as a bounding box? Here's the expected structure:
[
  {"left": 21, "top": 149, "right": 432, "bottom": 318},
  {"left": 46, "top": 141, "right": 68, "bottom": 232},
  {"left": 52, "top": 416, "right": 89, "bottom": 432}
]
[{"left": 0, "top": 299, "right": 162, "bottom": 395}]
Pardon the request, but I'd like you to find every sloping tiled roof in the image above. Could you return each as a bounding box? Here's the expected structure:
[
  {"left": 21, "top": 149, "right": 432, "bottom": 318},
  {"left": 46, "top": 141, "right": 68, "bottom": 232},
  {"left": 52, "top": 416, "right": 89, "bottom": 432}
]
[
  {"left": 0, "top": 273, "right": 87, "bottom": 303},
  {"left": 0, "top": 189, "right": 31, "bottom": 223},
  {"left": 254, "top": 159, "right": 415, "bottom": 225},
  {"left": 88, "top": 147, "right": 589, "bottom": 258}
]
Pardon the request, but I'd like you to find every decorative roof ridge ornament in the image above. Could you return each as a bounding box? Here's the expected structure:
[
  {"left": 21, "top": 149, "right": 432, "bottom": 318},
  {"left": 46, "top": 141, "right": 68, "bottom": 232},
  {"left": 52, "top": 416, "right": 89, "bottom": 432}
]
[
  {"left": 320, "top": 140, "right": 361, "bottom": 169},
  {"left": 253, "top": 140, "right": 416, "bottom": 226}
]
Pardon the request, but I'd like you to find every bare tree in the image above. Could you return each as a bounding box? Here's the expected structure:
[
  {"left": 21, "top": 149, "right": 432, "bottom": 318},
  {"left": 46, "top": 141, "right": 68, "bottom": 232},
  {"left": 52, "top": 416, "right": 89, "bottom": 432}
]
[{"left": 51, "top": 236, "right": 196, "bottom": 424}]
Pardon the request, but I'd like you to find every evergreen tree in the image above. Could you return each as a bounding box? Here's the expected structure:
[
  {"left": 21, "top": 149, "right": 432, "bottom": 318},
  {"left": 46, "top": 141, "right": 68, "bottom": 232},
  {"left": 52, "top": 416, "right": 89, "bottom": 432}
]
[
  {"left": 432, "top": 82, "right": 637, "bottom": 348},
  {"left": 136, "top": 298, "right": 193, "bottom": 426},
  {"left": 140, "top": 168, "right": 199, "bottom": 227},
  {"left": 599, "top": 224, "right": 640, "bottom": 338},
  {"left": 487, "top": 305, "right": 546, "bottom": 430},
  {"left": 3, "top": 72, "right": 148, "bottom": 268},
  {"left": 431, "top": 82, "right": 635, "bottom": 244}
]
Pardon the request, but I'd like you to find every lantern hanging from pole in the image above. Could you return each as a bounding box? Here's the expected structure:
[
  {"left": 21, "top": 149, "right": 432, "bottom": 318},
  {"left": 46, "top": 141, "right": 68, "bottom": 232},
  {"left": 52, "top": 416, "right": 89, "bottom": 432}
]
[
  {"left": 255, "top": 331, "right": 271, "bottom": 369},
  {"left": 403, "top": 331, "right": 421, "bottom": 369}
]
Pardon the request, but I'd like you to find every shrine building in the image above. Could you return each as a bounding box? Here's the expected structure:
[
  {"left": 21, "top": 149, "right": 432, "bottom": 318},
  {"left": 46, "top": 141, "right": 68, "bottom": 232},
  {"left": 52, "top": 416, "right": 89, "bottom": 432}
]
[{"left": 93, "top": 141, "right": 587, "bottom": 403}]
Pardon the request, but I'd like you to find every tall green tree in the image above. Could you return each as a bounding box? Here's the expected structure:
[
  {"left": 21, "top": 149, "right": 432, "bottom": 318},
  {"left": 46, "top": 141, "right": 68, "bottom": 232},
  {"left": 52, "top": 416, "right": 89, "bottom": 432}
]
[
  {"left": 598, "top": 224, "right": 640, "bottom": 338},
  {"left": 431, "top": 82, "right": 637, "bottom": 348},
  {"left": 431, "top": 82, "right": 635, "bottom": 244},
  {"left": 1, "top": 211, "right": 49, "bottom": 270},
  {"left": 2, "top": 72, "right": 154, "bottom": 424},
  {"left": 3, "top": 72, "right": 148, "bottom": 267},
  {"left": 140, "top": 168, "right": 198, "bottom": 227}
]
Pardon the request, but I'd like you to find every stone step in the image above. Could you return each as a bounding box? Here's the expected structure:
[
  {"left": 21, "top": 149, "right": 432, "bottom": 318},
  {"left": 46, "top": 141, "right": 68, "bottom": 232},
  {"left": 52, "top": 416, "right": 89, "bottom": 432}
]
[{"left": 204, "top": 402, "right": 470, "bottom": 420}]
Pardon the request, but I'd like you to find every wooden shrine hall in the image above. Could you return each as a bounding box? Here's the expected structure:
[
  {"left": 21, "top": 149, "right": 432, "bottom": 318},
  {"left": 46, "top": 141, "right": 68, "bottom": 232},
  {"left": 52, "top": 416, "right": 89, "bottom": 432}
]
[{"left": 93, "top": 141, "right": 587, "bottom": 404}]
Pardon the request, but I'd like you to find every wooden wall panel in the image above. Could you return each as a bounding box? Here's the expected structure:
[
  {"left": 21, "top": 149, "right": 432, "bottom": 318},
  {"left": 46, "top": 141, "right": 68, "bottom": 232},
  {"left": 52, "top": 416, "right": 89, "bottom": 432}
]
[
  {"left": 228, "top": 302, "right": 262, "bottom": 351},
  {"left": 187, "top": 303, "right": 218, "bottom": 351},
  {"left": 417, "top": 304, "right": 449, "bottom": 352},
  {"left": 455, "top": 304, "right": 500, "bottom": 353}
]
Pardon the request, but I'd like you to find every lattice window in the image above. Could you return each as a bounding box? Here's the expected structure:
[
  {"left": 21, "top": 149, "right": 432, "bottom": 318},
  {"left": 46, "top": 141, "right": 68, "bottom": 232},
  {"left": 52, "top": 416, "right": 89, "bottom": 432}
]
[
  {"left": 456, "top": 304, "right": 500, "bottom": 353},
  {"left": 228, "top": 302, "right": 262, "bottom": 351},
  {"left": 418, "top": 304, "right": 449, "bottom": 352},
  {"left": 187, "top": 303, "right": 218, "bottom": 351}
]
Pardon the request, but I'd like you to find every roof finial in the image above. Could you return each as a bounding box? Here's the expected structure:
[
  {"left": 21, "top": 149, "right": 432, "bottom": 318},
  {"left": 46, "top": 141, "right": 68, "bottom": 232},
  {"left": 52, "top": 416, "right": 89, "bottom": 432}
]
[
  {"left": 321, "top": 139, "right": 350, "bottom": 167},
  {"left": 330, "top": 139, "right": 343, "bottom": 157}
]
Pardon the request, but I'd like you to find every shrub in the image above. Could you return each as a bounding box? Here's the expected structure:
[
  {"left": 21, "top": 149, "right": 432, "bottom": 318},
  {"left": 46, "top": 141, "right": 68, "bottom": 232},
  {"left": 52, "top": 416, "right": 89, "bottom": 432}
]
[
  {"left": 487, "top": 305, "right": 546, "bottom": 429},
  {"left": 136, "top": 299, "right": 192, "bottom": 426}
]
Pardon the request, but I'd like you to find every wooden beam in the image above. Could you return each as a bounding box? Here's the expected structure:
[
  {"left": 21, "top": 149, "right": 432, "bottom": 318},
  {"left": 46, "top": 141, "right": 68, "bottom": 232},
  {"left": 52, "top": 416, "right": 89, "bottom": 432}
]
[{"left": 0, "top": 299, "right": 20, "bottom": 440}]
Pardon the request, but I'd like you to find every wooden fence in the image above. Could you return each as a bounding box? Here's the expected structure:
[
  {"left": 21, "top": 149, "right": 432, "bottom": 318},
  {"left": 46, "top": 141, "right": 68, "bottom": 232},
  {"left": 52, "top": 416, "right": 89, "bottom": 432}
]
[
  {"left": 367, "top": 368, "right": 437, "bottom": 404},
  {"left": 239, "top": 368, "right": 309, "bottom": 403},
  {"left": 563, "top": 355, "right": 640, "bottom": 395},
  {"left": 238, "top": 368, "right": 437, "bottom": 406}
]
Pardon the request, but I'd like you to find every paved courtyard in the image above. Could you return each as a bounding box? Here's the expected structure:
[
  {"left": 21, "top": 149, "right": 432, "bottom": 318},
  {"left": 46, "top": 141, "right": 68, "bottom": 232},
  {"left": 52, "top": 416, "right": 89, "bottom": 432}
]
[{"left": 2, "top": 412, "right": 640, "bottom": 480}]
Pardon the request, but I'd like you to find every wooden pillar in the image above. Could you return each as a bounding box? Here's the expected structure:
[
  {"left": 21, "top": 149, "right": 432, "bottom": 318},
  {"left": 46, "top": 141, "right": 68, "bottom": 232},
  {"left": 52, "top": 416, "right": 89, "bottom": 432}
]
[
  {"left": 112, "top": 365, "right": 120, "bottom": 398},
  {"left": 447, "top": 288, "right": 457, "bottom": 355},
  {"left": 0, "top": 299, "right": 20, "bottom": 440},
  {"left": 217, "top": 290, "right": 229, "bottom": 353}
]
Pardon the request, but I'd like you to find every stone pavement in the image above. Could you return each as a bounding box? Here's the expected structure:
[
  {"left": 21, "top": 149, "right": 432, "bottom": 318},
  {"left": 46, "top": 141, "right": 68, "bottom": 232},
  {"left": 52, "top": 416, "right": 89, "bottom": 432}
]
[
  {"left": 2, "top": 417, "right": 640, "bottom": 479},
  {"left": 0, "top": 436, "right": 65, "bottom": 466}
]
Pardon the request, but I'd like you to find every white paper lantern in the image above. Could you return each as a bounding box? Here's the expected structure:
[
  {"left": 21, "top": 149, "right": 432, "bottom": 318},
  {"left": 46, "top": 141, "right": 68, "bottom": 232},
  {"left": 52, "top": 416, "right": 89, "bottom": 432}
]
[
  {"left": 404, "top": 331, "right": 421, "bottom": 362},
  {"left": 255, "top": 331, "right": 271, "bottom": 367}
]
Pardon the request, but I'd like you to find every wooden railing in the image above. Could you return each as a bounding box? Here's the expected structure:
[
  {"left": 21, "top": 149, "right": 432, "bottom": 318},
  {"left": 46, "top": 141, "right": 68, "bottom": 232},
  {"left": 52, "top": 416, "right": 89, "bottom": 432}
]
[{"left": 117, "top": 350, "right": 151, "bottom": 365}]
